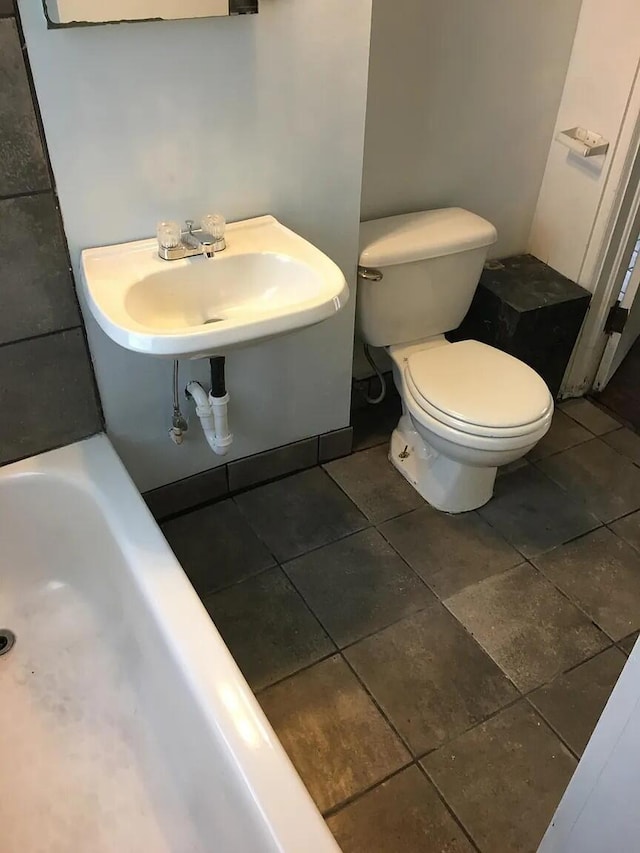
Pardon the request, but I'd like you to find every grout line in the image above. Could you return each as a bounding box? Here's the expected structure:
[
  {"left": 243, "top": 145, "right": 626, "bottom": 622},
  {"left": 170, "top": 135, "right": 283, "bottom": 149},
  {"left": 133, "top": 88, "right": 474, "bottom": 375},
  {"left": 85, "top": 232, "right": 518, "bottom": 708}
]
[
  {"left": 414, "top": 692, "right": 527, "bottom": 765},
  {"left": 376, "top": 516, "right": 523, "bottom": 603},
  {"left": 479, "top": 503, "right": 603, "bottom": 564},
  {"left": 605, "top": 504, "right": 640, "bottom": 525},
  {"left": 590, "top": 397, "right": 638, "bottom": 435},
  {"left": 416, "top": 763, "right": 482, "bottom": 853},
  {"left": 232, "top": 500, "right": 372, "bottom": 570},
  {"left": 320, "top": 761, "right": 414, "bottom": 821},
  {"left": 527, "top": 554, "right": 630, "bottom": 647},
  {"left": 585, "top": 394, "right": 632, "bottom": 427},
  {"left": 335, "top": 599, "right": 435, "bottom": 654},
  {"left": 0, "top": 323, "right": 82, "bottom": 351},
  {"left": 0, "top": 428, "right": 100, "bottom": 469},
  {"left": 616, "top": 634, "right": 638, "bottom": 656},
  {"left": 193, "top": 561, "right": 278, "bottom": 600},
  {"left": 0, "top": 187, "right": 51, "bottom": 201},
  {"left": 253, "top": 649, "right": 340, "bottom": 697},
  {"left": 523, "top": 697, "right": 582, "bottom": 762},
  {"left": 337, "top": 650, "right": 416, "bottom": 756},
  {"left": 528, "top": 433, "right": 594, "bottom": 464}
]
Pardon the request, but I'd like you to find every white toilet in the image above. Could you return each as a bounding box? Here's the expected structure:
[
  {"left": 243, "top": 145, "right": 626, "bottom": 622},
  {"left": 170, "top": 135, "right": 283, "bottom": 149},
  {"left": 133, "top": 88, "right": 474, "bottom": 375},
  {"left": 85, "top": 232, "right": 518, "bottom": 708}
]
[{"left": 357, "top": 208, "right": 554, "bottom": 513}]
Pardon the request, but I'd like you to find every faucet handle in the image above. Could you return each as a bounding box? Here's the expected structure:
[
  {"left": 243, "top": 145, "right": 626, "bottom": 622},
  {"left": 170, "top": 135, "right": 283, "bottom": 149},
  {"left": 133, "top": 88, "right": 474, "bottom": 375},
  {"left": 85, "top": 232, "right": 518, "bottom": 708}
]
[
  {"left": 203, "top": 213, "right": 226, "bottom": 244},
  {"left": 157, "top": 220, "right": 181, "bottom": 249}
]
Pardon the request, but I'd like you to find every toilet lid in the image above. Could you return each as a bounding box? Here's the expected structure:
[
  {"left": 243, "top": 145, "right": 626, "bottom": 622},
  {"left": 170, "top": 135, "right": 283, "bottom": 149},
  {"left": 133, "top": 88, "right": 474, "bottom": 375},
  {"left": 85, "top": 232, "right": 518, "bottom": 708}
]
[{"left": 405, "top": 340, "right": 553, "bottom": 434}]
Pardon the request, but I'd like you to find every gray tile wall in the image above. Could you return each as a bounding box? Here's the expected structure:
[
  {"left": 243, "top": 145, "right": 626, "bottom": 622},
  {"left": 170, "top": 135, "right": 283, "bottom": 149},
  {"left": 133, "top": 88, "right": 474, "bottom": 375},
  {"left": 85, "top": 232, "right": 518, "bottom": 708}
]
[{"left": 0, "top": 9, "right": 102, "bottom": 466}]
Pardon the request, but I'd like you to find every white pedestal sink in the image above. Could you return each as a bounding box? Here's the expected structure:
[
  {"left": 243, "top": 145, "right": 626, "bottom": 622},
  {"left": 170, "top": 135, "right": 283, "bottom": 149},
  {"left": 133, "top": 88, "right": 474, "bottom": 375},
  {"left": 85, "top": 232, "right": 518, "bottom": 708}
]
[{"left": 81, "top": 215, "right": 349, "bottom": 359}]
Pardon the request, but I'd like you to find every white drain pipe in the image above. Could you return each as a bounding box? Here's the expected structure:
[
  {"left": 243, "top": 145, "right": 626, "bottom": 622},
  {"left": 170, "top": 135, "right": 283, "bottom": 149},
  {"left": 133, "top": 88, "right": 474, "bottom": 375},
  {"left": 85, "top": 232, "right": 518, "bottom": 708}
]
[{"left": 186, "top": 381, "right": 233, "bottom": 456}]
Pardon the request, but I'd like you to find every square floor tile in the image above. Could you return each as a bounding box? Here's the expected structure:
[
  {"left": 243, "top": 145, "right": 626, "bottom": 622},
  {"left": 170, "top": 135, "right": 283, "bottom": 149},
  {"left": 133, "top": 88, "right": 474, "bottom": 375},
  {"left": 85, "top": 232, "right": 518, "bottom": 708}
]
[
  {"left": 344, "top": 605, "right": 517, "bottom": 756},
  {"left": 162, "top": 499, "right": 275, "bottom": 596},
  {"left": 560, "top": 398, "right": 621, "bottom": 435},
  {"left": 619, "top": 631, "right": 639, "bottom": 656},
  {"left": 380, "top": 506, "right": 521, "bottom": 598},
  {"left": 611, "top": 508, "right": 640, "bottom": 553},
  {"left": 235, "top": 467, "right": 367, "bottom": 562},
  {"left": 284, "top": 529, "right": 435, "bottom": 647},
  {"left": 529, "top": 647, "right": 626, "bottom": 755},
  {"left": 478, "top": 465, "right": 600, "bottom": 559},
  {"left": 324, "top": 444, "right": 423, "bottom": 524},
  {"left": 534, "top": 528, "right": 640, "bottom": 640},
  {"left": 445, "top": 563, "right": 609, "bottom": 692},
  {"left": 327, "top": 765, "right": 474, "bottom": 853},
  {"left": 528, "top": 410, "right": 592, "bottom": 461},
  {"left": 423, "top": 702, "right": 576, "bottom": 853},
  {"left": 259, "top": 655, "right": 409, "bottom": 813},
  {"left": 537, "top": 439, "right": 640, "bottom": 523},
  {"left": 203, "top": 567, "right": 334, "bottom": 690},
  {"left": 604, "top": 428, "right": 640, "bottom": 466}
]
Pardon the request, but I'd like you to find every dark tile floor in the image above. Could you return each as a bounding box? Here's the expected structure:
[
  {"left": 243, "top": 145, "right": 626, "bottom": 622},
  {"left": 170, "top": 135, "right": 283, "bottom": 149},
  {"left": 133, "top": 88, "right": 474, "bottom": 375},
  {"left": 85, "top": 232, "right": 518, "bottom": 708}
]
[{"left": 162, "top": 397, "right": 640, "bottom": 853}]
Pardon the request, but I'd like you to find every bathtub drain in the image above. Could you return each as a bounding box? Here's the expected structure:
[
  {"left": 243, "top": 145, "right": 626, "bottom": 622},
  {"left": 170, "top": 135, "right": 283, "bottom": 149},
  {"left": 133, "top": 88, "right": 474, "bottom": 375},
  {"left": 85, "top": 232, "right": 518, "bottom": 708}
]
[{"left": 0, "top": 630, "right": 15, "bottom": 656}]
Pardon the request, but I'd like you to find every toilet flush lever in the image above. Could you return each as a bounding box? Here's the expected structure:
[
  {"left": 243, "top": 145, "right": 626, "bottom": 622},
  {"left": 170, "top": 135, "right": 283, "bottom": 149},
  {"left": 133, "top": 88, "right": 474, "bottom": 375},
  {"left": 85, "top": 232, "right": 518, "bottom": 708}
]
[{"left": 358, "top": 266, "right": 383, "bottom": 282}]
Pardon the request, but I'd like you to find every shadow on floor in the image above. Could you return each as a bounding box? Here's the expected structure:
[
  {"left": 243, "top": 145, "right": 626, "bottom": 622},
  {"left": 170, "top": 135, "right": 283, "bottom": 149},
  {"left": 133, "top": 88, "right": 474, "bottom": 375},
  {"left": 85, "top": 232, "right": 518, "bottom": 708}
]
[{"left": 595, "top": 336, "right": 640, "bottom": 432}]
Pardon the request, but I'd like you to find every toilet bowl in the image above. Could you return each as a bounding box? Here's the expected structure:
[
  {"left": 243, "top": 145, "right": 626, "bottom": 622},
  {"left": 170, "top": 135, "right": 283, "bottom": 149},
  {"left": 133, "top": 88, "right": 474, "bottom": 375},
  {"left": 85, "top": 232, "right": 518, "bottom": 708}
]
[
  {"left": 357, "top": 208, "right": 553, "bottom": 513},
  {"left": 388, "top": 338, "right": 553, "bottom": 512}
]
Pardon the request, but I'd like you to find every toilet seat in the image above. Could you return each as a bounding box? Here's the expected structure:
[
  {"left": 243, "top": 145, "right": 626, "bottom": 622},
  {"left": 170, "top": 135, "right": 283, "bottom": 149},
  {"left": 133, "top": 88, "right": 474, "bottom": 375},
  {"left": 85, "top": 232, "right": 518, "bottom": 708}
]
[{"left": 404, "top": 340, "right": 553, "bottom": 439}]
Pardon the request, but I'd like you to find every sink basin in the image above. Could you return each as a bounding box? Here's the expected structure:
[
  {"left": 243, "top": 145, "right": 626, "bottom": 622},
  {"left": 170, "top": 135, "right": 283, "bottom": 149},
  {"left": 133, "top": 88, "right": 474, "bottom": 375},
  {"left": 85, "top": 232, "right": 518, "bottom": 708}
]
[{"left": 81, "top": 215, "right": 349, "bottom": 359}]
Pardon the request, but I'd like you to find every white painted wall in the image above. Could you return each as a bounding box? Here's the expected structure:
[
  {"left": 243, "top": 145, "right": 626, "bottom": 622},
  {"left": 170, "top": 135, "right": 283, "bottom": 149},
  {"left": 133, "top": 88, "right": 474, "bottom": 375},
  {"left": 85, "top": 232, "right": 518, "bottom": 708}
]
[
  {"left": 361, "top": 0, "right": 583, "bottom": 259},
  {"left": 529, "top": 0, "right": 640, "bottom": 290},
  {"left": 18, "top": 0, "right": 373, "bottom": 491}
]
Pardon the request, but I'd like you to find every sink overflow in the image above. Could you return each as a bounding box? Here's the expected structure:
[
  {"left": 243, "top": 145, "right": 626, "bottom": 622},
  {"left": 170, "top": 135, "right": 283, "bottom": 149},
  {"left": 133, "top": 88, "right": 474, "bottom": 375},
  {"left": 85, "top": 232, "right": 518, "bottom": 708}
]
[
  {"left": 0, "top": 630, "right": 15, "bottom": 656},
  {"left": 203, "top": 317, "right": 224, "bottom": 325}
]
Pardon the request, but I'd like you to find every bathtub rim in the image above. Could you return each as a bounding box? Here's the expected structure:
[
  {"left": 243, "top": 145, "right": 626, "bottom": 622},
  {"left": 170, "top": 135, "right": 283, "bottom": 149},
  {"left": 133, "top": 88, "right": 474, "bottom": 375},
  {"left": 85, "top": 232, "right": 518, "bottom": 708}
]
[{"left": 0, "top": 434, "right": 338, "bottom": 852}]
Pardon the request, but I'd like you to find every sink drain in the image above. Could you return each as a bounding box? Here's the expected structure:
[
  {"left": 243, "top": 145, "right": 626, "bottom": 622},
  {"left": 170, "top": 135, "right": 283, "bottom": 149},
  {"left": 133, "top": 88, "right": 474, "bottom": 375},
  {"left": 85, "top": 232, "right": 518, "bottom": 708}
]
[{"left": 0, "top": 630, "right": 15, "bottom": 656}]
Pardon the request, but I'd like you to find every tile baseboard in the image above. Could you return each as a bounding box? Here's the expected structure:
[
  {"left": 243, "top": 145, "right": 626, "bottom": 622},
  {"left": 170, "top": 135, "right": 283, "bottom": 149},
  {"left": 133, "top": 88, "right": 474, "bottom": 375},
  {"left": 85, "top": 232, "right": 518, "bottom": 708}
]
[{"left": 143, "top": 426, "right": 353, "bottom": 520}]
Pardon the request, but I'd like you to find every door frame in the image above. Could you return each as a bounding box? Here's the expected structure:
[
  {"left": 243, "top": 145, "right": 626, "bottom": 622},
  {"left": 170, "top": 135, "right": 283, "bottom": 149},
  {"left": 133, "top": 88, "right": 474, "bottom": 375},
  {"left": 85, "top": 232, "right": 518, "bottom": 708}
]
[
  {"left": 561, "top": 59, "right": 640, "bottom": 398},
  {"left": 593, "top": 218, "right": 640, "bottom": 390}
]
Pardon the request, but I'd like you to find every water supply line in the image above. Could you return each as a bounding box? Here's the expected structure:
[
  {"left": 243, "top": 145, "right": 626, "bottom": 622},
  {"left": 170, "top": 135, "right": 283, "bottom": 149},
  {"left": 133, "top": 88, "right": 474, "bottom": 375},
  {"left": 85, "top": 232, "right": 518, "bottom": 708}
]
[
  {"left": 363, "top": 343, "right": 387, "bottom": 404},
  {"left": 169, "top": 360, "right": 189, "bottom": 445},
  {"left": 186, "top": 357, "right": 233, "bottom": 456}
]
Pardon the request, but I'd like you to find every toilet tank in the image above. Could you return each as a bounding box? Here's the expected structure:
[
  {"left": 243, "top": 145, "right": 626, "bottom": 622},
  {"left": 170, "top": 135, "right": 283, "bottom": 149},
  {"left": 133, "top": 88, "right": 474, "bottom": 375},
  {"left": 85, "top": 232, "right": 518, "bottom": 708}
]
[{"left": 358, "top": 208, "right": 497, "bottom": 347}]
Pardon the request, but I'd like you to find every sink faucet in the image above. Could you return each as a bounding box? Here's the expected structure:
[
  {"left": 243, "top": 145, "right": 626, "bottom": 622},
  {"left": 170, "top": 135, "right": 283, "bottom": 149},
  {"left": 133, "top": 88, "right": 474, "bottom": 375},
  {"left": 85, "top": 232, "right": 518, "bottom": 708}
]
[
  {"left": 184, "top": 220, "right": 216, "bottom": 258},
  {"left": 157, "top": 216, "right": 226, "bottom": 261}
]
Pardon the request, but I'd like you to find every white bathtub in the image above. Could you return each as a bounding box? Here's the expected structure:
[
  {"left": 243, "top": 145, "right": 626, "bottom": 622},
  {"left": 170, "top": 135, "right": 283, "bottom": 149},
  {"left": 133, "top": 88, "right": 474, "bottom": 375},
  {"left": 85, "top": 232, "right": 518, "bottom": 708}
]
[{"left": 0, "top": 435, "right": 338, "bottom": 853}]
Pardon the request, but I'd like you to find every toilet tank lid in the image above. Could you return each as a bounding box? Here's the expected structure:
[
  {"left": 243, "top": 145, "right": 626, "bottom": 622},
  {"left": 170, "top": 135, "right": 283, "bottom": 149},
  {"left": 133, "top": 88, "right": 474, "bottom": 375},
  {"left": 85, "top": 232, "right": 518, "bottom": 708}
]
[{"left": 359, "top": 208, "right": 498, "bottom": 268}]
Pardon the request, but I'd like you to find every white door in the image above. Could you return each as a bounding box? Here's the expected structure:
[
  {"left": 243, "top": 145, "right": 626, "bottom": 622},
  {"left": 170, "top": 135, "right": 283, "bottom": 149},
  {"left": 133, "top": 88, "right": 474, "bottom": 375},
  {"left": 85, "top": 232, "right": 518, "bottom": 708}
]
[
  {"left": 539, "top": 640, "right": 640, "bottom": 851},
  {"left": 593, "top": 234, "right": 640, "bottom": 390}
]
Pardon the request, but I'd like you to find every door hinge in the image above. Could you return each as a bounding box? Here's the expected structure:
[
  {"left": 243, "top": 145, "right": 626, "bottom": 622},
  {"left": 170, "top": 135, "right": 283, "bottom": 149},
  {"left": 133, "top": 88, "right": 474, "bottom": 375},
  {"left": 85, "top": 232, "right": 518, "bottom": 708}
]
[{"left": 605, "top": 301, "right": 629, "bottom": 334}]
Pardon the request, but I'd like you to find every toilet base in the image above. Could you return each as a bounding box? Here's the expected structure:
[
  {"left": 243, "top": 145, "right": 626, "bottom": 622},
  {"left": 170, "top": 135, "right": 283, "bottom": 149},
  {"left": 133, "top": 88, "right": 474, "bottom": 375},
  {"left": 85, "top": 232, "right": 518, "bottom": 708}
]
[{"left": 389, "top": 416, "right": 497, "bottom": 513}]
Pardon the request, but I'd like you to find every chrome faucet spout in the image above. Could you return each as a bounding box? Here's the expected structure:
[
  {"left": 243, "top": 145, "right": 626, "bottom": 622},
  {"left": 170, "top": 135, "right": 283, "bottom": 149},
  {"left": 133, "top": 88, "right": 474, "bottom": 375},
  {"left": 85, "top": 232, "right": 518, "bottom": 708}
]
[{"left": 184, "top": 227, "right": 215, "bottom": 256}]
